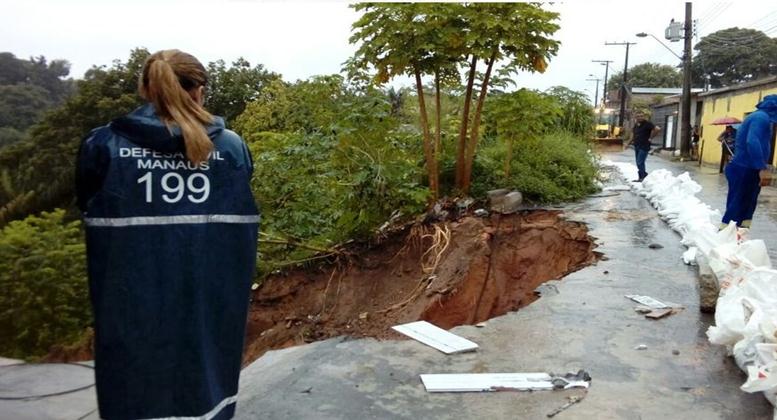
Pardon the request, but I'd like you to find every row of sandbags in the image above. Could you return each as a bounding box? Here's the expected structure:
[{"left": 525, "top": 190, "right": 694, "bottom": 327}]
[{"left": 606, "top": 161, "right": 777, "bottom": 406}]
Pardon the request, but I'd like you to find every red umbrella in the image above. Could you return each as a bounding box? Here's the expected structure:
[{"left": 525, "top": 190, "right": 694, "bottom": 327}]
[{"left": 711, "top": 116, "right": 742, "bottom": 125}]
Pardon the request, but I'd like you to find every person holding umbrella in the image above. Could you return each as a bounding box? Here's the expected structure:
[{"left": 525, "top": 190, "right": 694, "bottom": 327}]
[
  {"left": 721, "top": 95, "right": 777, "bottom": 228},
  {"left": 718, "top": 124, "right": 737, "bottom": 173}
]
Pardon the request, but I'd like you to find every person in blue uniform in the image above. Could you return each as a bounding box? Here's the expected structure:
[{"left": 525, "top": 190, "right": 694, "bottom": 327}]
[
  {"left": 721, "top": 95, "right": 777, "bottom": 228},
  {"left": 76, "top": 49, "right": 259, "bottom": 420},
  {"left": 718, "top": 124, "right": 737, "bottom": 173}
]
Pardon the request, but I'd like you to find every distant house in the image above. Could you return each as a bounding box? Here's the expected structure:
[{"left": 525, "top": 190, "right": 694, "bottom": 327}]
[
  {"left": 604, "top": 86, "right": 702, "bottom": 144},
  {"left": 698, "top": 75, "right": 777, "bottom": 168},
  {"left": 649, "top": 90, "right": 704, "bottom": 150}
]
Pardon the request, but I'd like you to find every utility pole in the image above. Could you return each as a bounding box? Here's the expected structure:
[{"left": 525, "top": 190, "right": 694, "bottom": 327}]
[
  {"left": 592, "top": 59, "right": 613, "bottom": 107},
  {"left": 680, "top": 2, "right": 693, "bottom": 158},
  {"left": 586, "top": 77, "right": 601, "bottom": 106},
  {"left": 605, "top": 41, "right": 637, "bottom": 129}
]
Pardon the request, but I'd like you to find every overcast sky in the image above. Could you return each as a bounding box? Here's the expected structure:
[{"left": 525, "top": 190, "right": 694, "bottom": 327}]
[{"left": 2, "top": 1, "right": 776, "bottom": 104}]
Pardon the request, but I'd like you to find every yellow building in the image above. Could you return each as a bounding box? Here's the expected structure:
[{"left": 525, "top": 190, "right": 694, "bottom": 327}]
[{"left": 698, "top": 76, "right": 777, "bottom": 169}]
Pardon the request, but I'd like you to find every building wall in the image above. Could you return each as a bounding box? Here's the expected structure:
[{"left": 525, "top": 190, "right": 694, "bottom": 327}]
[
  {"left": 699, "top": 84, "right": 777, "bottom": 167},
  {"left": 650, "top": 104, "right": 678, "bottom": 149}
]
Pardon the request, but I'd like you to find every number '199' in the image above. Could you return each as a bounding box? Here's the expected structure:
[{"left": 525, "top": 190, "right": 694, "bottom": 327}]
[{"left": 137, "top": 172, "right": 210, "bottom": 203}]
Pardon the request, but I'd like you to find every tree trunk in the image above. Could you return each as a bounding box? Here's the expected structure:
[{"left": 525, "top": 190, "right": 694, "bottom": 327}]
[
  {"left": 504, "top": 137, "right": 513, "bottom": 179},
  {"left": 434, "top": 70, "right": 442, "bottom": 160},
  {"left": 462, "top": 49, "right": 497, "bottom": 194},
  {"left": 415, "top": 68, "right": 437, "bottom": 202},
  {"left": 455, "top": 55, "right": 478, "bottom": 190}
]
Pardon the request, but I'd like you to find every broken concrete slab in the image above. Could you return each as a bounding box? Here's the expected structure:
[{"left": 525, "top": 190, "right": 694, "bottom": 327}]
[
  {"left": 697, "top": 255, "right": 719, "bottom": 314},
  {"left": 645, "top": 308, "right": 673, "bottom": 320},
  {"left": 488, "top": 190, "right": 523, "bottom": 214}
]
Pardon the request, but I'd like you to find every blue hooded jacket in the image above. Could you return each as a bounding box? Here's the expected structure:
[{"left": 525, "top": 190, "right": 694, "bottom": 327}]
[
  {"left": 76, "top": 104, "right": 259, "bottom": 420},
  {"left": 730, "top": 94, "right": 777, "bottom": 170}
]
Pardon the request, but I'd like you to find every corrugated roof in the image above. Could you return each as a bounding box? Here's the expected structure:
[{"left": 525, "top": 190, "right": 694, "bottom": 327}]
[
  {"left": 698, "top": 75, "right": 777, "bottom": 98},
  {"left": 632, "top": 87, "right": 683, "bottom": 94},
  {"left": 631, "top": 87, "right": 704, "bottom": 95}
]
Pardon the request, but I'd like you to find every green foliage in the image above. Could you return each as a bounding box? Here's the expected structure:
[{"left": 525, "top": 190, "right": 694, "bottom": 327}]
[
  {"left": 0, "top": 127, "right": 25, "bottom": 148},
  {"left": 0, "top": 52, "right": 75, "bottom": 150},
  {"left": 0, "top": 52, "right": 73, "bottom": 102},
  {"left": 0, "top": 84, "right": 53, "bottom": 130},
  {"left": 474, "top": 131, "right": 599, "bottom": 202},
  {"left": 0, "top": 49, "right": 275, "bottom": 226},
  {"left": 348, "top": 3, "right": 562, "bottom": 193},
  {"left": 236, "top": 77, "right": 428, "bottom": 274},
  {"left": 545, "top": 86, "right": 595, "bottom": 136},
  {"left": 235, "top": 75, "right": 350, "bottom": 135},
  {"left": 0, "top": 48, "right": 150, "bottom": 225},
  {"left": 0, "top": 209, "right": 89, "bottom": 360},
  {"left": 607, "top": 62, "right": 683, "bottom": 89},
  {"left": 205, "top": 58, "right": 280, "bottom": 126},
  {"left": 692, "top": 27, "right": 777, "bottom": 88}
]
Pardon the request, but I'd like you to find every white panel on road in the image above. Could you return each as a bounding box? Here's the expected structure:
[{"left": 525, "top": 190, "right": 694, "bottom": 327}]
[
  {"left": 392, "top": 321, "right": 478, "bottom": 354},
  {"left": 420, "top": 373, "right": 554, "bottom": 392}
]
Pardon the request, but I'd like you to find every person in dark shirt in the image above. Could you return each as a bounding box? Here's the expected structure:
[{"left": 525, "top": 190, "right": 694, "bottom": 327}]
[
  {"left": 630, "top": 111, "right": 661, "bottom": 181},
  {"left": 718, "top": 125, "right": 737, "bottom": 173}
]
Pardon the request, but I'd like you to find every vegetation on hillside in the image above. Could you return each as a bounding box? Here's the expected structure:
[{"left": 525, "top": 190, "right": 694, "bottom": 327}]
[{"left": 0, "top": 3, "right": 603, "bottom": 358}]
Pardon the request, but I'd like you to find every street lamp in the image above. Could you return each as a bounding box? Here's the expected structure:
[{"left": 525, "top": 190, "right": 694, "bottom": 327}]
[
  {"left": 636, "top": 4, "right": 692, "bottom": 158},
  {"left": 605, "top": 41, "right": 637, "bottom": 128},
  {"left": 586, "top": 75, "right": 601, "bottom": 106},
  {"left": 635, "top": 32, "right": 682, "bottom": 60},
  {"left": 592, "top": 59, "right": 613, "bottom": 107}
]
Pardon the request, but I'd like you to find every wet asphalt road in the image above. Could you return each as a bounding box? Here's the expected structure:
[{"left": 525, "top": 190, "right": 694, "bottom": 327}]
[{"left": 2, "top": 149, "right": 774, "bottom": 419}]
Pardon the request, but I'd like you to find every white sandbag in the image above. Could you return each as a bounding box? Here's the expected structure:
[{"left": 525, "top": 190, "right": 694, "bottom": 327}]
[
  {"left": 708, "top": 269, "right": 777, "bottom": 347},
  {"left": 708, "top": 293, "right": 751, "bottom": 346},
  {"left": 683, "top": 247, "right": 698, "bottom": 265},
  {"left": 604, "top": 160, "right": 777, "bottom": 407}
]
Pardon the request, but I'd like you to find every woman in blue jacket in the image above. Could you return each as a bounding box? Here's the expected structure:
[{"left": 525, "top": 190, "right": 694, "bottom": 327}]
[
  {"left": 76, "top": 49, "right": 259, "bottom": 420},
  {"left": 722, "top": 94, "right": 777, "bottom": 228}
]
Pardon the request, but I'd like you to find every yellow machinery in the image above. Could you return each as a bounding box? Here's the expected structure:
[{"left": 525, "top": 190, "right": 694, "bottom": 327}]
[{"left": 593, "top": 107, "right": 622, "bottom": 145}]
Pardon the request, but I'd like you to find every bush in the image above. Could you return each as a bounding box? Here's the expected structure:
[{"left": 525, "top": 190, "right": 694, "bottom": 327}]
[
  {"left": 236, "top": 78, "right": 429, "bottom": 276},
  {"left": 0, "top": 209, "right": 89, "bottom": 359},
  {"left": 473, "top": 131, "right": 599, "bottom": 202}
]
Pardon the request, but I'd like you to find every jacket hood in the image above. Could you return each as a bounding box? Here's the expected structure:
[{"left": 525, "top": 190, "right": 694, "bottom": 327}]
[
  {"left": 756, "top": 94, "right": 777, "bottom": 121},
  {"left": 110, "top": 103, "right": 225, "bottom": 153}
]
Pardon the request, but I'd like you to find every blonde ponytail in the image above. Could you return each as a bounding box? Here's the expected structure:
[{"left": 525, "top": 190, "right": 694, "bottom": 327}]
[{"left": 139, "top": 50, "right": 214, "bottom": 164}]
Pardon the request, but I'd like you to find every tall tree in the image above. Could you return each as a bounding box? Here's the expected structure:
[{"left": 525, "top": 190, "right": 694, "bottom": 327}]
[
  {"left": 606, "top": 62, "right": 682, "bottom": 91},
  {"left": 487, "top": 89, "right": 560, "bottom": 178},
  {"left": 349, "top": 3, "right": 560, "bottom": 196},
  {"left": 0, "top": 52, "right": 75, "bottom": 148},
  {"left": 692, "top": 27, "right": 777, "bottom": 88},
  {"left": 544, "top": 86, "right": 595, "bottom": 136},
  {"left": 349, "top": 3, "right": 465, "bottom": 200},
  {"left": 205, "top": 58, "right": 280, "bottom": 126},
  {"left": 0, "top": 48, "right": 150, "bottom": 225}
]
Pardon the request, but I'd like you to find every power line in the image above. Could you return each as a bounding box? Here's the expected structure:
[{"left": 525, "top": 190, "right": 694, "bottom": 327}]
[
  {"left": 747, "top": 9, "right": 777, "bottom": 28},
  {"left": 696, "top": 1, "right": 724, "bottom": 24},
  {"left": 702, "top": 2, "right": 731, "bottom": 30}
]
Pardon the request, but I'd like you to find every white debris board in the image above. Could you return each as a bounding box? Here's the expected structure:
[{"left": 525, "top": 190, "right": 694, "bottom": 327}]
[
  {"left": 625, "top": 294, "right": 669, "bottom": 309},
  {"left": 420, "top": 373, "right": 555, "bottom": 392},
  {"left": 392, "top": 321, "right": 478, "bottom": 354}
]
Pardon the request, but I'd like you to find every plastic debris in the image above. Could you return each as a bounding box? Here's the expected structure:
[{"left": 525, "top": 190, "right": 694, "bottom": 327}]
[
  {"left": 625, "top": 295, "right": 670, "bottom": 309},
  {"left": 392, "top": 321, "right": 478, "bottom": 354},
  {"left": 420, "top": 370, "right": 591, "bottom": 393}
]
